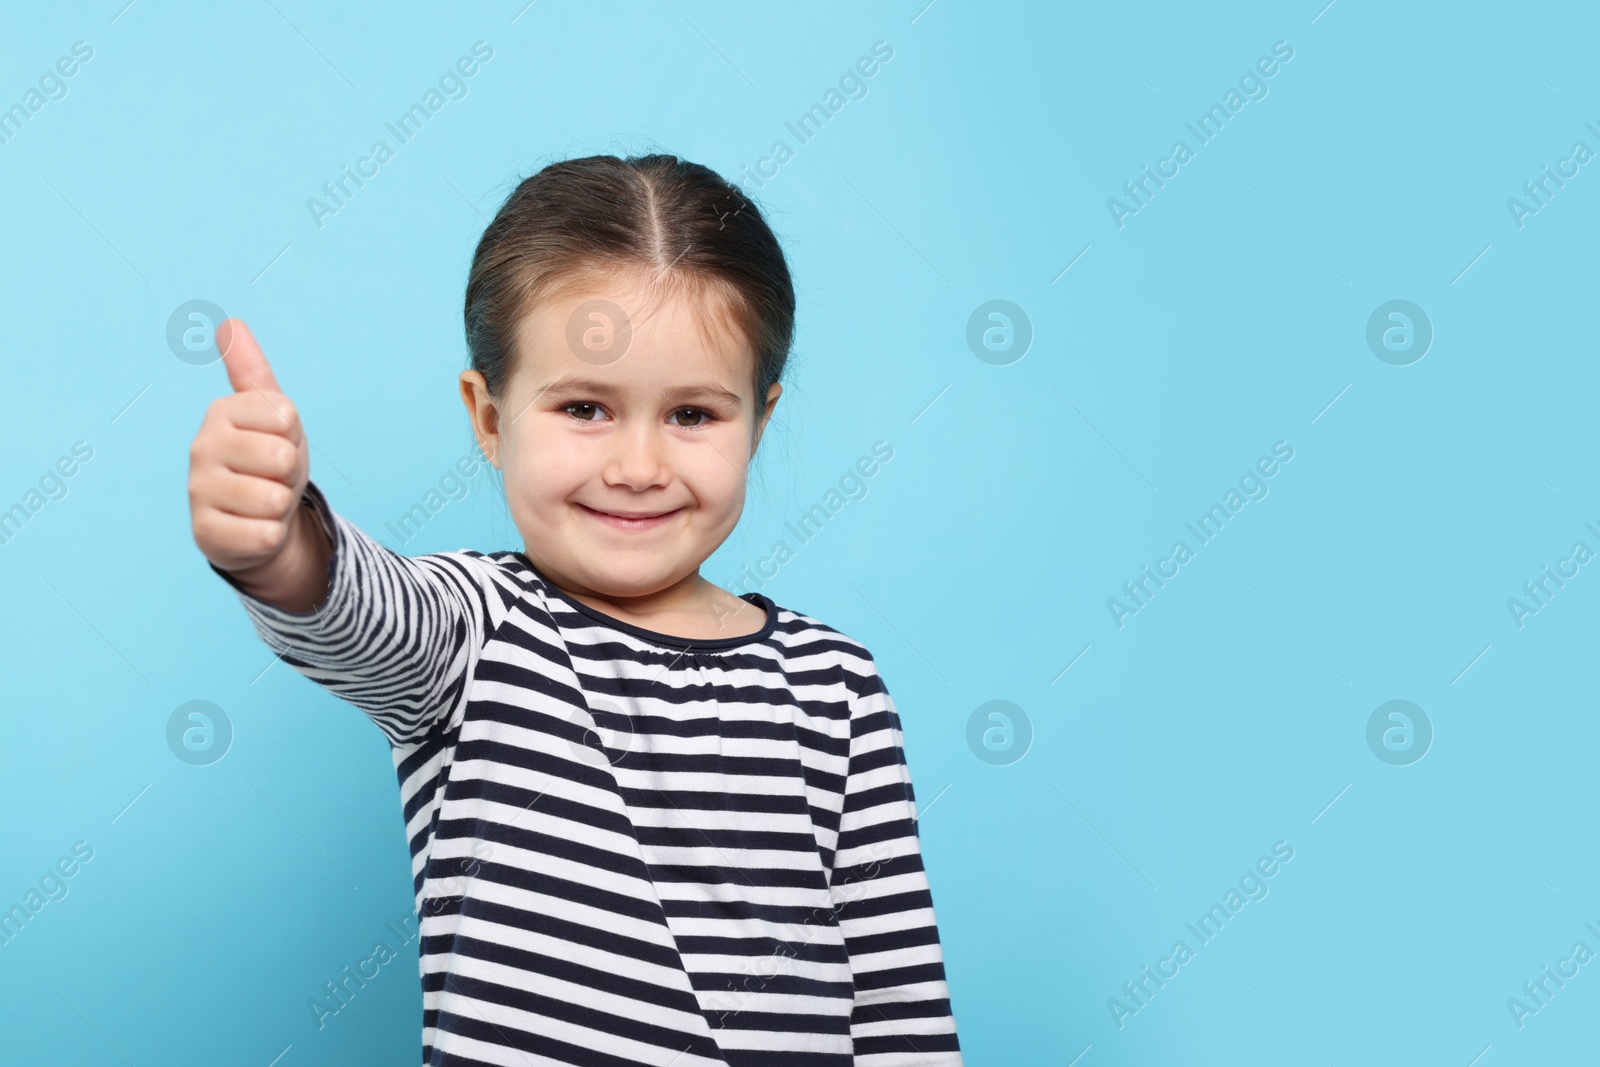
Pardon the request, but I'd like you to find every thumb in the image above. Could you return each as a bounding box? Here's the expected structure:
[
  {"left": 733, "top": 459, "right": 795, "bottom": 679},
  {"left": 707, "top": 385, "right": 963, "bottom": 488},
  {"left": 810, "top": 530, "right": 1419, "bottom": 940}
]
[{"left": 217, "top": 318, "right": 282, "bottom": 395}]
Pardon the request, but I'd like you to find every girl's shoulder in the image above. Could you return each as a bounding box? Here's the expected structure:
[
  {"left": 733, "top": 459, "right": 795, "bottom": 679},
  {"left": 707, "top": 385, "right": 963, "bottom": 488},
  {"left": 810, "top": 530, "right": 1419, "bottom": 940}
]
[
  {"left": 444, "top": 547, "right": 887, "bottom": 673},
  {"left": 725, "top": 593, "right": 889, "bottom": 686}
]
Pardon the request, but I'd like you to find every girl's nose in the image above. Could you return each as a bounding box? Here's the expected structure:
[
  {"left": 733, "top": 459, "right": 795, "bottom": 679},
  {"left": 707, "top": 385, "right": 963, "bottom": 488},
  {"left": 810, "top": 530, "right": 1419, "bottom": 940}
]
[{"left": 603, "top": 426, "right": 669, "bottom": 490}]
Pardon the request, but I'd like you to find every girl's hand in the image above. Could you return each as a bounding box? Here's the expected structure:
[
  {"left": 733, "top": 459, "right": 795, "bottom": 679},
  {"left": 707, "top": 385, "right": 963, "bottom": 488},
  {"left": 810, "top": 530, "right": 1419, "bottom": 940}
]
[{"left": 188, "top": 319, "right": 325, "bottom": 603}]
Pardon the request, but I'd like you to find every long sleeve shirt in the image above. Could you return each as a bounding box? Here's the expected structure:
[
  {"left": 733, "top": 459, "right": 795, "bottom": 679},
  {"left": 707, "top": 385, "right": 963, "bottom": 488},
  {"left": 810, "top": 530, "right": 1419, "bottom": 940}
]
[{"left": 212, "top": 480, "right": 963, "bottom": 1066}]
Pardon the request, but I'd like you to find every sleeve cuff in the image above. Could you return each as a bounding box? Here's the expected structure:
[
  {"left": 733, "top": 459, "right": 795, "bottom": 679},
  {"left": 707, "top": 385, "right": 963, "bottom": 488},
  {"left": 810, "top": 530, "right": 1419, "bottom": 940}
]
[{"left": 208, "top": 479, "right": 342, "bottom": 622}]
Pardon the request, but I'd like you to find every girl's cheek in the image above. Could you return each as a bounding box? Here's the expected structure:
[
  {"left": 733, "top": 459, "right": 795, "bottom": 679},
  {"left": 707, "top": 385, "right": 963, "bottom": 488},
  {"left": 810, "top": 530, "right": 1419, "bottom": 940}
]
[{"left": 513, "top": 437, "right": 584, "bottom": 485}]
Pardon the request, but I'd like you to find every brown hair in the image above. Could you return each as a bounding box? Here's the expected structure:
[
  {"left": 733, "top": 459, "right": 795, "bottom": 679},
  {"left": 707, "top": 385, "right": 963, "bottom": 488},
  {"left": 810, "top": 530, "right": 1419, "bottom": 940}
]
[{"left": 463, "top": 153, "right": 795, "bottom": 432}]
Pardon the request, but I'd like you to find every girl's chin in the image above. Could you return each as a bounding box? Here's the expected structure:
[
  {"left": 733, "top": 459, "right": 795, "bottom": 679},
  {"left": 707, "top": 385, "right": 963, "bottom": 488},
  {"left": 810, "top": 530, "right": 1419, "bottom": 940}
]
[{"left": 562, "top": 555, "right": 697, "bottom": 594}]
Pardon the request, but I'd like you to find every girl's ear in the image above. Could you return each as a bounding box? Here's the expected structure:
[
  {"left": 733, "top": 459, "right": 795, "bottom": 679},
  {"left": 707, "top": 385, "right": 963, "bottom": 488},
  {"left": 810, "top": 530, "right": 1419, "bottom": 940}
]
[
  {"left": 751, "top": 382, "right": 782, "bottom": 453},
  {"left": 459, "top": 370, "right": 501, "bottom": 468}
]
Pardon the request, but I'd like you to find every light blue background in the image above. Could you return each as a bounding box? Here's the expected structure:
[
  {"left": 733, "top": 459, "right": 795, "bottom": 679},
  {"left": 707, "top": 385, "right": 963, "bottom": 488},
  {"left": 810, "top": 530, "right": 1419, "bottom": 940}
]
[{"left": 2, "top": 1, "right": 1596, "bottom": 1063}]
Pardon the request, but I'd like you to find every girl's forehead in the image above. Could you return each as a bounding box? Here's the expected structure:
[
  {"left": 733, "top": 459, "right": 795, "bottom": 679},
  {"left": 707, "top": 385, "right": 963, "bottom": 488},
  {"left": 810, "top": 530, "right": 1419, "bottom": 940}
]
[
  {"left": 512, "top": 280, "right": 754, "bottom": 393},
  {"left": 530, "top": 273, "right": 740, "bottom": 338}
]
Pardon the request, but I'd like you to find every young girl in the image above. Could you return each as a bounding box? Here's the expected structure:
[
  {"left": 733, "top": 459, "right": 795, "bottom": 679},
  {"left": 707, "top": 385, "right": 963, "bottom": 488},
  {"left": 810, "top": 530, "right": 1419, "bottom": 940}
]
[{"left": 189, "top": 154, "right": 962, "bottom": 1066}]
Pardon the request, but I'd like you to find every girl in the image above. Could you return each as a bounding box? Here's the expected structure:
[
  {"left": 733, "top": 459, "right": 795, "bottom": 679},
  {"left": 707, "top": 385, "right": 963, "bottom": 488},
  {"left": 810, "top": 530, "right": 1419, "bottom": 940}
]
[{"left": 189, "top": 154, "right": 962, "bottom": 1066}]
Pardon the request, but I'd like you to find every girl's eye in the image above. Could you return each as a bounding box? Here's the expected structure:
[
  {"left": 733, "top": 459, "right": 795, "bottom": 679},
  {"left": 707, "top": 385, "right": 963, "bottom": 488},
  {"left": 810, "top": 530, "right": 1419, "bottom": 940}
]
[
  {"left": 560, "top": 403, "right": 717, "bottom": 429},
  {"left": 670, "top": 407, "right": 716, "bottom": 429}
]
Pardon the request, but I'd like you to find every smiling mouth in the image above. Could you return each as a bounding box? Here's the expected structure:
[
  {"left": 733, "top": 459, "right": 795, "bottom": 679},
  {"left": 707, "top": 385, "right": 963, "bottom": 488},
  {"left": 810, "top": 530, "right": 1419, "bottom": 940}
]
[{"left": 577, "top": 503, "right": 683, "bottom": 530}]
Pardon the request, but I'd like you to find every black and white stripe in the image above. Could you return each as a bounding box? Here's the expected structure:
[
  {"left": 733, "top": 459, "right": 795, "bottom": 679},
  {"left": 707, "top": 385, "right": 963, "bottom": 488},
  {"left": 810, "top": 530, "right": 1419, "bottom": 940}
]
[{"left": 214, "top": 480, "right": 962, "bottom": 1065}]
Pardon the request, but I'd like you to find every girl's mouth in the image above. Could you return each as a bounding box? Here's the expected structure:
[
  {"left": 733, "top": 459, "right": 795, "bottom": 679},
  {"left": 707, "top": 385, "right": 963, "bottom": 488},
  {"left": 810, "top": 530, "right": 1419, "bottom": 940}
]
[{"left": 576, "top": 502, "right": 682, "bottom": 531}]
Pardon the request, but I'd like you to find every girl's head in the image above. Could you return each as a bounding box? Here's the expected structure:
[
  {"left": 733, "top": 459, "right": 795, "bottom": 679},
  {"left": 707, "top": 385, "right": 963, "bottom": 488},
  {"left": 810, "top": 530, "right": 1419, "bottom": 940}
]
[{"left": 458, "top": 153, "right": 794, "bottom": 603}]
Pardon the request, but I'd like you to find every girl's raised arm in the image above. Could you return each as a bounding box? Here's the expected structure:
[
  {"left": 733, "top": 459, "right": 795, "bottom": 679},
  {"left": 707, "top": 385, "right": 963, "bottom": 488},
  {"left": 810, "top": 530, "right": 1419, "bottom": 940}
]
[{"left": 191, "top": 319, "right": 503, "bottom": 747}]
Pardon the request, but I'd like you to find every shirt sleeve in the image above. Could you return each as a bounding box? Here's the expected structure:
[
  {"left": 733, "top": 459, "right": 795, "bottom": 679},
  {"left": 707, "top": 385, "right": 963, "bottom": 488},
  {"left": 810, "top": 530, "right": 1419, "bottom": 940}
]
[
  {"left": 209, "top": 479, "right": 504, "bottom": 748},
  {"left": 831, "top": 658, "right": 963, "bottom": 1065}
]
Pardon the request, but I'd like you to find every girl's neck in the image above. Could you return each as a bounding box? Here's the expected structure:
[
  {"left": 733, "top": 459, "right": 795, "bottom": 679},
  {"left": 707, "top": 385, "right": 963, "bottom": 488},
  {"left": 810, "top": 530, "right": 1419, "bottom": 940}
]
[{"left": 558, "top": 572, "right": 766, "bottom": 641}]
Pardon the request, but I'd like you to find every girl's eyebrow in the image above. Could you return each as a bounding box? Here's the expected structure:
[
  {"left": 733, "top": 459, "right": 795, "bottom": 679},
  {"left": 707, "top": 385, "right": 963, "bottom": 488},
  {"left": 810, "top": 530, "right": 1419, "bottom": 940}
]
[{"left": 538, "top": 374, "right": 743, "bottom": 406}]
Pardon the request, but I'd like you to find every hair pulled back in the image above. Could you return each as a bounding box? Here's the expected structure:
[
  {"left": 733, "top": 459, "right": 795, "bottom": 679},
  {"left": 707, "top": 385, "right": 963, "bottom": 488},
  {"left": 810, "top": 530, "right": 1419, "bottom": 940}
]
[{"left": 463, "top": 153, "right": 794, "bottom": 413}]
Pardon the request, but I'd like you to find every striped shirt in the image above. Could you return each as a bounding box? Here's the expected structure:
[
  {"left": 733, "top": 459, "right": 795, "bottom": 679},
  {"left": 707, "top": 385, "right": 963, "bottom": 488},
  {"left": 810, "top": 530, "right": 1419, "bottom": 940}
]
[{"left": 213, "top": 480, "right": 962, "bottom": 1066}]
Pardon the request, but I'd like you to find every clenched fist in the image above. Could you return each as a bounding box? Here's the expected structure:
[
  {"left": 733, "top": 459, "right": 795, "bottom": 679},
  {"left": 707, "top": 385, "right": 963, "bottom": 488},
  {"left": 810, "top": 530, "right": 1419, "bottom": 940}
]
[{"left": 189, "top": 319, "right": 330, "bottom": 611}]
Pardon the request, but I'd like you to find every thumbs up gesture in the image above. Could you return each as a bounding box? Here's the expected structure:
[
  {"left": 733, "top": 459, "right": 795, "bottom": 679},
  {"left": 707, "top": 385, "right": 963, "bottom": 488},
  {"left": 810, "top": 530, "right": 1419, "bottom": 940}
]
[{"left": 189, "top": 319, "right": 325, "bottom": 600}]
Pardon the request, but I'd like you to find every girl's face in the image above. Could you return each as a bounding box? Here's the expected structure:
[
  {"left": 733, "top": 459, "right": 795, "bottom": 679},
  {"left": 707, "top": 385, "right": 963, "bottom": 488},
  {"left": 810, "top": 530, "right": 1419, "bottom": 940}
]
[{"left": 460, "top": 272, "right": 780, "bottom": 606}]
